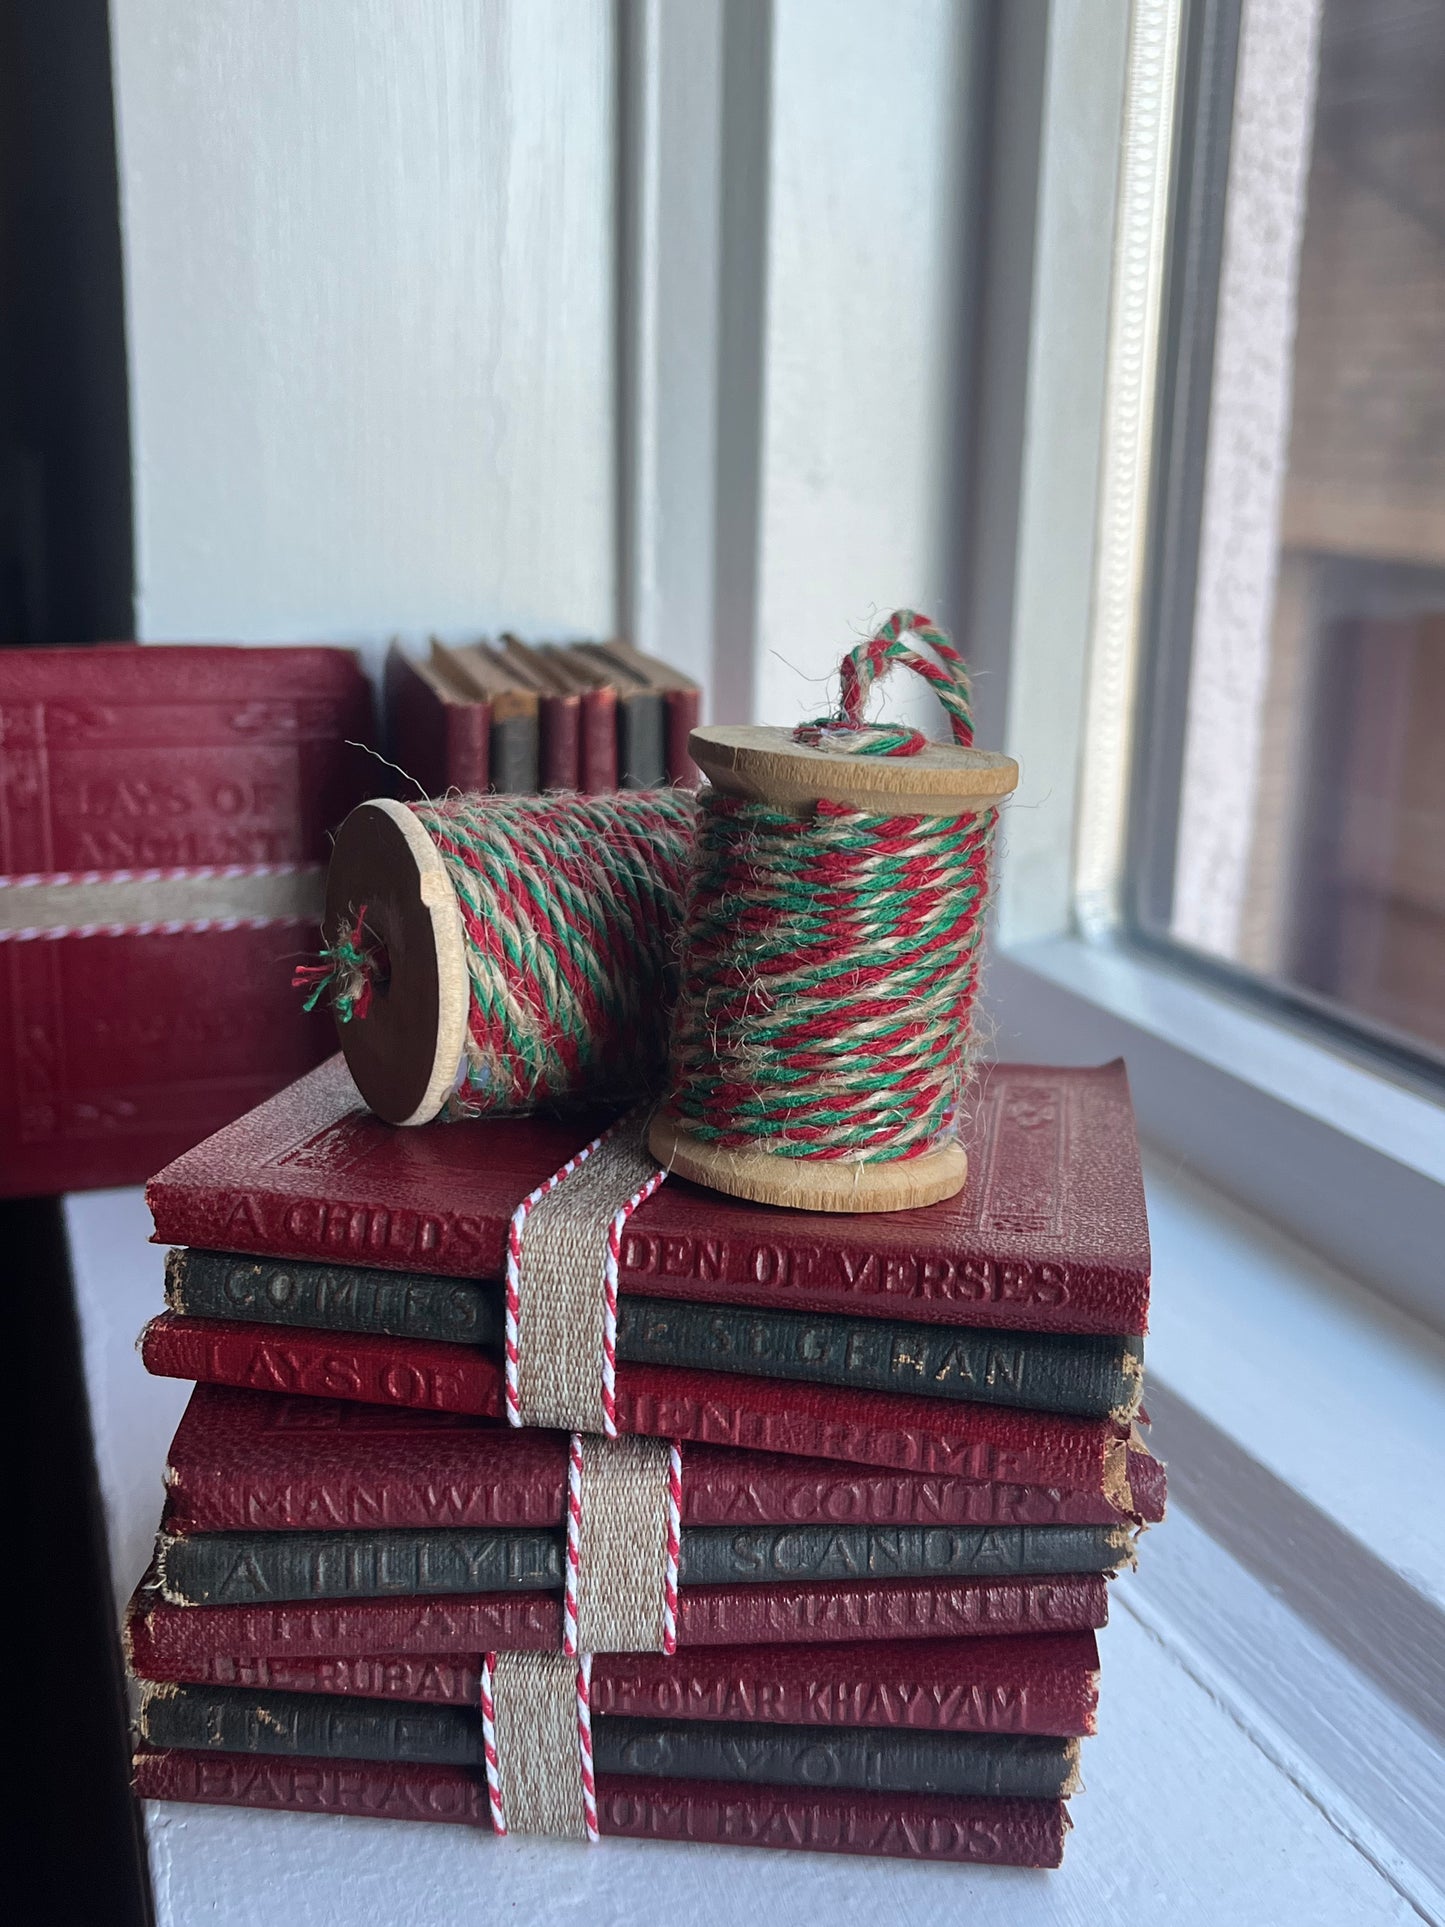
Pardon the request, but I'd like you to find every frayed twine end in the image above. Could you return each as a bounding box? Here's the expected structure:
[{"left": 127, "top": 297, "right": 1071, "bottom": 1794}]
[{"left": 291, "top": 902, "right": 378, "bottom": 1023}]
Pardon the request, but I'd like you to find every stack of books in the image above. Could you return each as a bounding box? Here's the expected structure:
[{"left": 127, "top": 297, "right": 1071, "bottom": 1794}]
[
  {"left": 126, "top": 1054, "right": 1162, "bottom": 1869},
  {"left": 385, "top": 638, "right": 701, "bottom": 796}
]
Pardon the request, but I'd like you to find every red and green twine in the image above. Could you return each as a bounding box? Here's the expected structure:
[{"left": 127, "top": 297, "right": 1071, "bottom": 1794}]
[
  {"left": 658, "top": 611, "right": 997, "bottom": 1164},
  {"left": 298, "top": 789, "right": 697, "bottom": 1116}
]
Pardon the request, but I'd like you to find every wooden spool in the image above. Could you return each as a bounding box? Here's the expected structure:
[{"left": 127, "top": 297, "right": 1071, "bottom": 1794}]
[
  {"left": 323, "top": 799, "right": 469, "bottom": 1126},
  {"left": 647, "top": 723, "right": 1019, "bottom": 1214}
]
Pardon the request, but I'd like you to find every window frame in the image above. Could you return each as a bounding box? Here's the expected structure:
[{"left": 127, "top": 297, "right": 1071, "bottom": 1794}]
[{"left": 967, "top": 0, "right": 1445, "bottom": 1334}]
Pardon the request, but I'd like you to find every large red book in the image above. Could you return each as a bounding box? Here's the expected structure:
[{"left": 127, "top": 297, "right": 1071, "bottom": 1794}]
[
  {"left": 159, "top": 1386, "right": 1161, "bottom": 1534},
  {"left": 141, "top": 1313, "right": 1154, "bottom": 1506},
  {"left": 131, "top": 1628, "right": 1100, "bottom": 1737},
  {"left": 133, "top": 1749, "right": 1069, "bottom": 1866},
  {"left": 146, "top": 1055, "right": 1151, "bottom": 1335},
  {"left": 0, "top": 645, "right": 376, "bottom": 1195}
]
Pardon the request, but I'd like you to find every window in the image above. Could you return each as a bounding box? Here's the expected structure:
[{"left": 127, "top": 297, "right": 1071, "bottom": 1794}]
[{"left": 1131, "top": 0, "right": 1445, "bottom": 1078}]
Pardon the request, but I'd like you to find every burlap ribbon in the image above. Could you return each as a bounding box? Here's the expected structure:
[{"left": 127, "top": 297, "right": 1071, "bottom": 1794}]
[
  {"left": 481, "top": 1652, "right": 598, "bottom": 1842},
  {"left": 0, "top": 864, "right": 323, "bottom": 939},
  {"left": 504, "top": 1114, "right": 667, "bottom": 1435},
  {"left": 487, "top": 1121, "right": 681, "bottom": 1839}
]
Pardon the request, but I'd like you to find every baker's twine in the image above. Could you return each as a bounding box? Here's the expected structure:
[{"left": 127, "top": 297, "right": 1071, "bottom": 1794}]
[
  {"left": 658, "top": 611, "right": 996, "bottom": 1164},
  {"left": 296, "top": 789, "right": 697, "bottom": 1115}
]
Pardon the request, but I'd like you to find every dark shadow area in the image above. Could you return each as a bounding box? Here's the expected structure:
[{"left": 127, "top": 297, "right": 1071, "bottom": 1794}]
[
  {"left": 12, "top": 1195, "right": 151, "bottom": 1926},
  {"left": 1, "top": 0, "right": 133, "bottom": 644},
  {"left": 3, "top": 0, "right": 146, "bottom": 1916}
]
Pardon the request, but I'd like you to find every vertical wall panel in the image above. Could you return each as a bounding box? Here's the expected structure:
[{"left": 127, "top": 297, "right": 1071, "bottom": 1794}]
[
  {"left": 110, "top": 0, "right": 615, "bottom": 648},
  {"left": 753, "top": 0, "right": 981, "bottom": 727}
]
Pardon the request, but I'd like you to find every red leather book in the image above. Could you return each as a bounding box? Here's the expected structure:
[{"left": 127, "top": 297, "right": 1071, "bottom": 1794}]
[
  {"left": 382, "top": 646, "right": 490, "bottom": 796},
  {"left": 125, "top": 1570, "right": 1110, "bottom": 1668},
  {"left": 142, "top": 1314, "right": 1148, "bottom": 1505},
  {"left": 160, "top": 1385, "right": 1162, "bottom": 1533},
  {"left": 1, "top": 645, "right": 375, "bottom": 1196},
  {"left": 131, "top": 1629, "right": 1100, "bottom": 1737},
  {"left": 146, "top": 1055, "right": 1151, "bottom": 1336},
  {"left": 132, "top": 1748, "right": 1068, "bottom": 1866}
]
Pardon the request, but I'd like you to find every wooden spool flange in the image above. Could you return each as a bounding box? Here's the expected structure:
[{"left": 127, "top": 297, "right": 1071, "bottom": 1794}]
[
  {"left": 647, "top": 724, "right": 1020, "bottom": 1214},
  {"left": 323, "top": 799, "right": 469, "bottom": 1126}
]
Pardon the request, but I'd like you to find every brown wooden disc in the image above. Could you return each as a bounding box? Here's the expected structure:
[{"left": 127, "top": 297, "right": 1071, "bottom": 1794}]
[
  {"left": 323, "top": 798, "right": 469, "bottom": 1126},
  {"left": 690, "top": 723, "right": 1019, "bottom": 819},
  {"left": 648, "top": 1113, "right": 968, "bottom": 1213}
]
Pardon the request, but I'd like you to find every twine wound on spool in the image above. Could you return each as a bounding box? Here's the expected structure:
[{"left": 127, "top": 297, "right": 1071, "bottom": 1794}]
[
  {"left": 300, "top": 789, "right": 697, "bottom": 1125},
  {"left": 649, "top": 611, "right": 1018, "bottom": 1214}
]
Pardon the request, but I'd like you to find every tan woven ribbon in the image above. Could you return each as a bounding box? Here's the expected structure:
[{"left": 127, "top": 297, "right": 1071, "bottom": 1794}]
[
  {"left": 568, "top": 1433, "right": 678, "bottom": 1655},
  {"left": 511, "top": 1120, "right": 663, "bottom": 1433},
  {"left": 486, "top": 1653, "right": 591, "bottom": 1840},
  {"left": 0, "top": 865, "right": 323, "bottom": 937}
]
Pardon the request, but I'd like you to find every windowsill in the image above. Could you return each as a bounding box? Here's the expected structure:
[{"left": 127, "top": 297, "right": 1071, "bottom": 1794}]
[
  {"left": 1141, "top": 1152, "right": 1445, "bottom": 1610},
  {"left": 998, "top": 932, "right": 1444, "bottom": 1180},
  {"left": 986, "top": 933, "right": 1445, "bottom": 1335}
]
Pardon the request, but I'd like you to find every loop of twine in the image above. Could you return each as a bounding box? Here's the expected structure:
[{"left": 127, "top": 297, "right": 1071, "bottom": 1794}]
[{"left": 792, "top": 609, "right": 975, "bottom": 758}]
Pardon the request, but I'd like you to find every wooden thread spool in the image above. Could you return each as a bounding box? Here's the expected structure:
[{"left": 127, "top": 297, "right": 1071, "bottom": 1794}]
[
  {"left": 319, "top": 791, "right": 697, "bottom": 1127},
  {"left": 647, "top": 725, "right": 1019, "bottom": 1213},
  {"left": 323, "top": 799, "right": 471, "bottom": 1126}
]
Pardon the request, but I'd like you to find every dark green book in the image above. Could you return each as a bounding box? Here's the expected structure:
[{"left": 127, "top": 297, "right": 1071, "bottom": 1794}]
[
  {"left": 139, "top": 1683, "right": 1081, "bottom": 1800},
  {"left": 155, "top": 1521, "right": 1131, "bottom": 1605},
  {"left": 165, "top": 1249, "right": 1144, "bottom": 1421}
]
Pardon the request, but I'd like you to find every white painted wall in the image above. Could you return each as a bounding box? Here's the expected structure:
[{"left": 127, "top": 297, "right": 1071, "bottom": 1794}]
[
  {"left": 753, "top": 0, "right": 981, "bottom": 732},
  {"left": 110, "top": 0, "right": 616, "bottom": 657}
]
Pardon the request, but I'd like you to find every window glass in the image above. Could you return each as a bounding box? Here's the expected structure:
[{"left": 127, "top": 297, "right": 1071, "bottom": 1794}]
[{"left": 1136, "top": 0, "right": 1445, "bottom": 1069}]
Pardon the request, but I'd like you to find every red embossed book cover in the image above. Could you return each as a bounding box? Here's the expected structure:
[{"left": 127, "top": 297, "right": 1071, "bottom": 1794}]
[
  {"left": 130, "top": 1626, "right": 1101, "bottom": 1737},
  {"left": 0, "top": 646, "right": 376, "bottom": 1196},
  {"left": 132, "top": 1750, "right": 1069, "bottom": 1866},
  {"left": 159, "top": 1386, "right": 1162, "bottom": 1535},
  {"left": 147, "top": 1055, "right": 1152, "bottom": 1335}
]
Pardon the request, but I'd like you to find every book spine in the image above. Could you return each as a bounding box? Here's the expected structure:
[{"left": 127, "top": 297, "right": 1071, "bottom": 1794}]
[
  {"left": 617, "top": 692, "right": 666, "bottom": 788},
  {"left": 663, "top": 686, "right": 702, "bottom": 786},
  {"left": 144, "top": 1174, "right": 1148, "bottom": 1337},
  {"left": 618, "top": 1297, "right": 1143, "bottom": 1422},
  {"left": 164, "top": 1249, "right": 500, "bottom": 1343},
  {"left": 127, "top": 1634, "right": 1101, "bottom": 1736},
  {"left": 140, "top": 1316, "right": 1131, "bottom": 1500},
  {"left": 489, "top": 711, "right": 539, "bottom": 793},
  {"left": 138, "top": 1684, "right": 1079, "bottom": 1800},
  {"left": 166, "top": 1452, "right": 1149, "bottom": 1536},
  {"left": 444, "top": 709, "right": 492, "bottom": 794},
  {"left": 578, "top": 686, "right": 619, "bottom": 791},
  {"left": 126, "top": 1573, "right": 1109, "bottom": 1667},
  {"left": 165, "top": 1251, "right": 1142, "bottom": 1421},
  {"left": 678, "top": 1524, "right": 1130, "bottom": 1588},
  {"left": 154, "top": 1521, "right": 1128, "bottom": 1605},
  {"left": 155, "top": 1528, "right": 562, "bottom": 1605},
  {"left": 537, "top": 692, "right": 582, "bottom": 791},
  {"left": 132, "top": 1750, "right": 1068, "bottom": 1865}
]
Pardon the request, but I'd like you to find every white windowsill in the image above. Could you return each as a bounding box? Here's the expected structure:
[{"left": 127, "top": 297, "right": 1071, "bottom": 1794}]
[{"left": 1002, "top": 933, "right": 1445, "bottom": 1183}]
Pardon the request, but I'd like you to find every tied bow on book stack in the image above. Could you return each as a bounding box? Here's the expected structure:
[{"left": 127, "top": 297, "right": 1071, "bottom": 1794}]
[{"left": 127, "top": 617, "right": 1164, "bottom": 1870}]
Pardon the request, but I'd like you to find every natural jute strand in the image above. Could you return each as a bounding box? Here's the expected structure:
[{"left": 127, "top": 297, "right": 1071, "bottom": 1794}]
[
  {"left": 296, "top": 790, "right": 697, "bottom": 1114},
  {"left": 657, "top": 612, "right": 999, "bottom": 1164}
]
